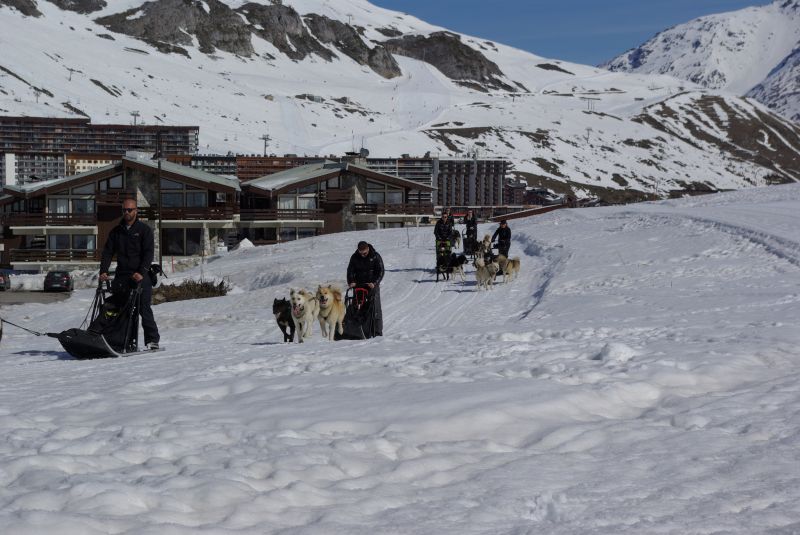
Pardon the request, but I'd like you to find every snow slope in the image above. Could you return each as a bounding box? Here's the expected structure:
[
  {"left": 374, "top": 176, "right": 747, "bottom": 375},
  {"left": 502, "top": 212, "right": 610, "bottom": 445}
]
[{"left": 2, "top": 184, "right": 800, "bottom": 533}]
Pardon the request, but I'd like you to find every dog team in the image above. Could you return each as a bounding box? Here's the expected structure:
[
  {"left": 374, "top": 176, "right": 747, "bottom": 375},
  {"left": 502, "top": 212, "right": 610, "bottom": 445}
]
[{"left": 272, "top": 284, "right": 347, "bottom": 343}]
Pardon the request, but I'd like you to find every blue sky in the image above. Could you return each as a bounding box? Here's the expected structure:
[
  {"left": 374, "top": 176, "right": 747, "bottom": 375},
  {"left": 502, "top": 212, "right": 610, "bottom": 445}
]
[{"left": 369, "top": 0, "right": 766, "bottom": 66}]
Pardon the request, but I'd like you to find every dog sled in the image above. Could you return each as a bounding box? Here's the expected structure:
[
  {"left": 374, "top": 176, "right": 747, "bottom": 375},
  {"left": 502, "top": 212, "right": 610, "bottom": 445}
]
[
  {"left": 335, "top": 285, "right": 377, "bottom": 340},
  {"left": 54, "top": 279, "right": 152, "bottom": 359}
]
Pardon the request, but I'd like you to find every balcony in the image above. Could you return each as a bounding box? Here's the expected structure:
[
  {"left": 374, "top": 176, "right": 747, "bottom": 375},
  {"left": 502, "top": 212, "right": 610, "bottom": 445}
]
[
  {"left": 138, "top": 207, "right": 236, "bottom": 221},
  {"left": 239, "top": 208, "right": 324, "bottom": 221},
  {"left": 353, "top": 203, "right": 434, "bottom": 215},
  {"left": 10, "top": 248, "right": 99, "bottom": 263},
  {"left": 1, "top": 212, "right": 97, "bottom": 226},
  {"left": 319, "top": 189, "right": 353, "bottom": 203}
]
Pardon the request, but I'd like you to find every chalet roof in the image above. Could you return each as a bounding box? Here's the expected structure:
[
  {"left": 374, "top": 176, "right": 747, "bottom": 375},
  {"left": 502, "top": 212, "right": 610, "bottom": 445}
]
[
  {"left": 3, "top": 163, "right": 118, "bottom": 195},
  {"left": 124, "top": 157, "right": 239, "bottom": 191},
  {"left": 245, "top": 161, "right": 435, "bottom": 195},
  {"left": 2, "top": 157, "right": 239, "bottom": 197}
]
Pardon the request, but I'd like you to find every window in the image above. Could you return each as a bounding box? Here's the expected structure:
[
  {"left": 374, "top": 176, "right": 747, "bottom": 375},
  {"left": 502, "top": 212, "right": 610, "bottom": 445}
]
[
  {"left": 73, "top": 235, "right": 96, "bottom": 250},
  {"left": 162, "top": 228, "right": 203, "bottom": 256},
  {"left": 48, "top": 198, "right": 69, "bottom": 214},
  {"left": 365, "top": 182, "right": 404, "bottom": 205},
  {"left": 278, "top": 194, "right": 316, "bottom": 210},
  {"left": 72, "top": 199, "right": 95, "bottom": 214},
  {"left": 159, "top": 179, "right": 208, "bottom": 208},
  {"left": 278, "top": 227, "right": 317, "bottom": 242},
  {"left": 98, "top": 175, "right": 123, "bottom": 191},
  {"left": 47, "top": 235, "right": 71, "bottom": 249},
  {"left": 71, "top": 183, "right": 94, "bottom": 194}
]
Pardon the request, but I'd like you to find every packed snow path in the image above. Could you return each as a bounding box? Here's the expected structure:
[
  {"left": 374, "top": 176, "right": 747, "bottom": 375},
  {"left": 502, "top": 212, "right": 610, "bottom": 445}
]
[{"left": 2, "top": 185, "right": 800, "bottom": 533}]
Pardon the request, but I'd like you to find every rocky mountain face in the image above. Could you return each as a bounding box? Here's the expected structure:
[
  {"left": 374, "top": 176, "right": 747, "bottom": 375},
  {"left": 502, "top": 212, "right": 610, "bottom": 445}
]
[
  {"left": 95, "top": 0, "right": 255, "bottom": 57},
  {"left": 383, "top": 32, "right": 513, "bottom": 91},
  {"left": 0, "top": 0, "right": 40, "bottom": 16},
  {"left": 603, "top": 0, "right": 800, "bottom": 122}
]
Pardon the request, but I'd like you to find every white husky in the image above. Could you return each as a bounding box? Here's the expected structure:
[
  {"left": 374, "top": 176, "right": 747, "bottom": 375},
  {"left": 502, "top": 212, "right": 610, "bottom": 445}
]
[{"left": 290, "top": 288, "right": 320, "bottom": 343}]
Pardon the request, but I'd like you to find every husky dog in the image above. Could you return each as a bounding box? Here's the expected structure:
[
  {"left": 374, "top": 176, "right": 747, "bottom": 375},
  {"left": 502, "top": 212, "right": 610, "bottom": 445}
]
[
  {"left": 451, "top": 229, "right": 462, "bottom": 249},
  {"left": 316, "top": 284, "right": 346, "bottom": 341},
  {"left": 290, "top": 288, "right": 320, "bottom": 343},
  {"left": 436, "top": 250, "right": 469, "bottom": 282},
  {"left": 273, "top": 297, "right": 295, "bottom": 342},
  {"left": 496, "top": 255, "right": 521, "bottom": 283},
  {"left": 473, "top": 256, "right": 499, "bottom": 290},
  {"left": 477, "top": 234, "right": 494, "bottom": 260}
]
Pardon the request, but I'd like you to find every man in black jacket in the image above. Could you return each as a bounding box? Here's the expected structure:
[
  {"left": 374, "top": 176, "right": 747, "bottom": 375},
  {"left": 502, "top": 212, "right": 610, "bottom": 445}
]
[
  {"left": 346, "top": 240, "right": 385, "bottom": 336},
  {"left": 99, "top": 198, "right": 160, "bottom": 350},
  {"left": 492, "top": 219, "right": 511, "bottom": 257}
]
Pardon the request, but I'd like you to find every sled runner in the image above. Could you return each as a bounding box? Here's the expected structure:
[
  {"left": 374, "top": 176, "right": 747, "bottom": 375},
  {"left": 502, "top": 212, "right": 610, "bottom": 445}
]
[
  {"left": 334, "top": 285, "right": 377, "bottom": 340},
  {"left": 53, "top": 280, "right": 145, "bottom": 359}
]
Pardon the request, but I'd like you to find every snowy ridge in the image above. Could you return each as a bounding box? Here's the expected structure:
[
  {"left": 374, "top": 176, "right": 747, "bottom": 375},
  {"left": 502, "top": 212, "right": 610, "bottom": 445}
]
[
  {"left": 0, "top": 0, "right": 798, "bottom": 197},
  {"left": 2, "top": 185, "right": 800, "bottom": 532},
  {"left": 603, "top": 0, "right": 800, "bottom": 122}
]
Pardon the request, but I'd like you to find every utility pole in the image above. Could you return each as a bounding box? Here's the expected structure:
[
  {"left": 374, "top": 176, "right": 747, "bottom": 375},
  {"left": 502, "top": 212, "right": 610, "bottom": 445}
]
[
  {"left": 155, "top": 129, "right": 163, "bottom": 268},
  {"left": 259, "top": 133, "right": 271, "bottom": 156},
  {"left": 130, "top": 111, "right": 140, "bottom": 126}
]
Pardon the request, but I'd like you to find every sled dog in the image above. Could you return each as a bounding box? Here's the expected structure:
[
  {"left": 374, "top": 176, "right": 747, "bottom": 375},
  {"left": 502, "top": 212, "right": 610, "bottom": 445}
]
[
  {"left": 451, "top": 229, "right": 462, "bottom": 249},
  {"left": 273, "top": 297, "right": 295, "bottom": 342},
  {"left": 290, "top": 288, "right": 319, "bottom": 343},
  {"left": 436, "top": 251, "right": 468, "bottom": 282},
  {"left": 473, "top": 256, "right": 499, "bottom": 290},
  {"left": 496, "top": 255, "right": 521, "bottom": 283},
  {"left": 316, "top": 284, "right": 346, "bottom": 341}
]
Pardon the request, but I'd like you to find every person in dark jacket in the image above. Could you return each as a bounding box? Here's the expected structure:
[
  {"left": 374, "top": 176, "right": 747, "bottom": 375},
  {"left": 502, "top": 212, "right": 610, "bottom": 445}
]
[
  {"left": 99, "top": 198, "right": 160, "bottom": 350},
  {"left": 347, "top": 241, "right": 385, "bottom": 336},
  {"left": 433, "top": 213, "right": 453, "bottom": 243},
  {"left": 464, "top": 209, "right": 477, "bottom": 244},
  {"left": 492, "top": 219, "right": 512, "bottom": 257}
]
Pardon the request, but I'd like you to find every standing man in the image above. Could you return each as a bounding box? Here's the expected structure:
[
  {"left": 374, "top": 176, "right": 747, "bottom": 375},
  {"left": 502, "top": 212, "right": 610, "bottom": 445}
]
[
  {"left": 347, "top": 240, "right": 385, "bottom": 337},
  {"left": 99, "top": 198, "right": 160, "bottom": 350},
  {"left": 464, "top": 209, "right": 477, "bottom": 252},
  {"left": 492, "top": 219, "right": 512, "bottom": 257}
]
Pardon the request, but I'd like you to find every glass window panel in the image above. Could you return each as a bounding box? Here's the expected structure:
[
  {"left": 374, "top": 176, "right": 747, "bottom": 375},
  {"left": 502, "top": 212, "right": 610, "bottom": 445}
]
[
  {"left": 299, "top": 184, "right": 317, "bottom": 193},
  {"left": 366, "top": 192, "right": 384, "bottom": 204},
  {"left": 72, "top": 199, "right": 95, "bottom": 214},
  {"left": 277, "top": 196, "right": 296, "bottom": 209},
  {"left": 297, "top": 196, "right": 316, "bottom": 210},
  {"left": 297, "top": 228, "right": 316, "bottom": 240},
  {"left": 72, "top": 235, "right": 96, "bottom": 250},
  {"left": 162, "top": 192, "right": 183, "bottom": 208},
  {"left": 327, "top": 177, "right": 339, "bottom": 188},
  {"left": 386, "top": 191, "right": 403, "bottom": 204},
  {"left": 163, "top": 228, "right": 185, "bottom": 255},
  {"left": 186, "top": 191, "right": 207, "bottom": 207},
  {"left": 48, "top": 235, "right": 70, "bottom": 249},
  {"left": 279, "top": 227, "right": 297, "bottom": 242},
  {"left": 71, "top": 183, "right": 94, "bottom": 194},
  {"left": 366, "top": 181, "right": 383, "bottom": 190},
  {"left": 186, "top": 228, "right": 202, "bottom": 255},
  {"left": 48, "top": 198, "right": 69, "bottom": 213},
  {"left": 109, "top": 176, "right": 123, "bottom": 188},
  {"left": 161, "top": 178, "right": 183, "bottom": 190}
]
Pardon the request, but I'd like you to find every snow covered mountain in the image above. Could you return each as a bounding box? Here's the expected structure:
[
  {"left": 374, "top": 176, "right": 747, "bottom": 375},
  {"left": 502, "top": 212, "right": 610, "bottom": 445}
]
[
  {"left": 1, "top": 0, "right": 799, "bottom": 199},
  {"left": 603, "top": 0, "right": 800, "bottom": 123}
]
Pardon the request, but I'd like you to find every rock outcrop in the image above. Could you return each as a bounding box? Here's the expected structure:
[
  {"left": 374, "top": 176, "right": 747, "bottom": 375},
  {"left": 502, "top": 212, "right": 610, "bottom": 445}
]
[
  {"left": 304, "top": 13, "right": 400, "bottom": 78},
  {"left": 383, "top": 32, "right": 513, "bottom": 91},
  {"left": 95, "top": 0, "right": 254, "bottom": 57}
]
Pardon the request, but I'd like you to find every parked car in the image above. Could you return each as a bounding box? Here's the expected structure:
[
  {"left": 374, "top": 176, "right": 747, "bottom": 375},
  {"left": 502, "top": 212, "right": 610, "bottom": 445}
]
[
  {"left": 43, "top": 270, "right": 74, "bottom": 292},
  {"left": 0, "top": 272, "right": 10, "bottom": 291}
]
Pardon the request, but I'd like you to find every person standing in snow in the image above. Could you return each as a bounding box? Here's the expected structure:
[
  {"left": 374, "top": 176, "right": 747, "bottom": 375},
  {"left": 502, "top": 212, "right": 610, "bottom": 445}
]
[
  {"left": 99, "top": 198, "right": 160, "bottom": 350},
  {"left": 492, "top": 219, "right": 511, "bottom": 258},
  {"left": 347, "top": 241, "right": 385, "bottom": 336},
  {"left": 464, "top": 209, "right": 477, "bottom": 250},
  {"left": 434, "top": 212, "right": 454, "bottom": 244}
]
